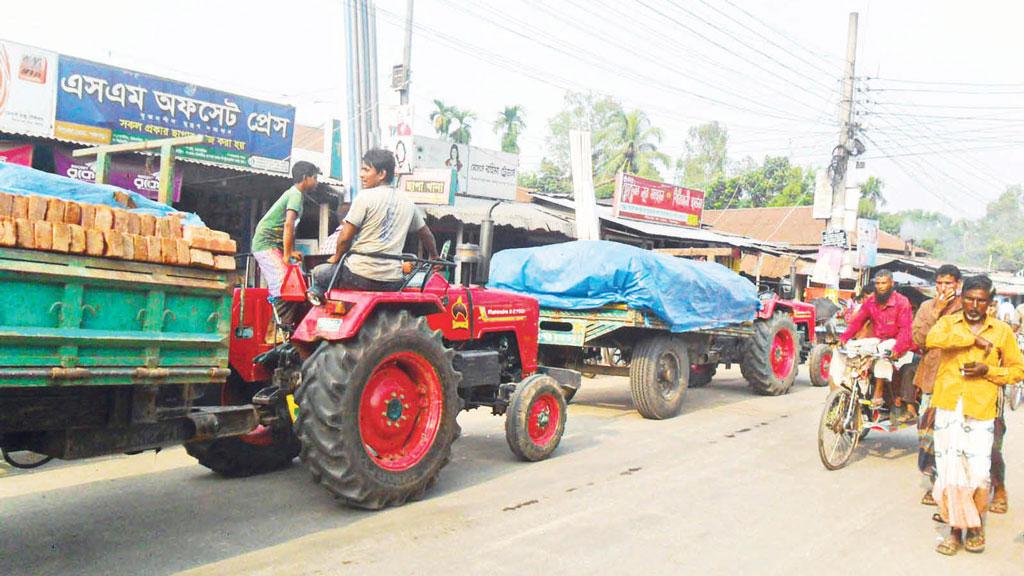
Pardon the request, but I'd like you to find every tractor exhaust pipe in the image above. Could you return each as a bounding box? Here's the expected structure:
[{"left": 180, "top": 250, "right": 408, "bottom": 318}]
[{"left": 478, "top": 202, "right": 499, "bottom": 285}]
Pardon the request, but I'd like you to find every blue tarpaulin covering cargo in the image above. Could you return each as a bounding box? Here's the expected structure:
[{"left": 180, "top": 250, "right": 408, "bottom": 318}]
[
  {"left": 0, "top": 162, "right": 204, "bottom": 226},
  {"left": 488, "top": 240, "right": 760, "bottom": 333}
]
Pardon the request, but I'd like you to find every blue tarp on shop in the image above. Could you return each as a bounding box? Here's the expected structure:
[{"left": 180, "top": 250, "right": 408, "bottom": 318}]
[
  {"left": 488, "top": 240, "right": 760, "bottom": 333},
  {"left": 0, "top": 162, "right": 204, "bottom": 226}
]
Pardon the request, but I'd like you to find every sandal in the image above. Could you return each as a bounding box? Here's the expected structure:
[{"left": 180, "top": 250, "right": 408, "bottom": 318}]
[
  {"left": 921, "top": 491, "right": 936, "bottom": 506},
  {"left": 990, "top": 497, "right": 1008, "bottom": 514},
  {"left": 932, "top": 512, "right": 946, "bottom": 523},
  {"left": 964, "top": 528, "right": 985, "bottom": 553},
  {"left": 936, "top": 534, "right": 961, "bottom": 556}
]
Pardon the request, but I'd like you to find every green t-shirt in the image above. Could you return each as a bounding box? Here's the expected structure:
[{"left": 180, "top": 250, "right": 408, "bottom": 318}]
[{"left": 252, "top": 186, "right": 304, "bottom": 252}]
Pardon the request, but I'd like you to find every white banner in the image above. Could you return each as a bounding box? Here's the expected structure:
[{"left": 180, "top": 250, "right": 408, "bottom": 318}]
[
  {"left": 403, "top": 136, "right": 518, "bottom": 200},
  {"left": 467, "top": 145, "right": 518, "bottom": 201},
  {"left": 0, "top": 41, "right": 57, "bottom": 137}
]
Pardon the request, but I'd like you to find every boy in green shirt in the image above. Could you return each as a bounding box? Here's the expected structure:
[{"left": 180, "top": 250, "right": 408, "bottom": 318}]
[{"left": 252, "top": 161, "right": 319, "bottom": 322}]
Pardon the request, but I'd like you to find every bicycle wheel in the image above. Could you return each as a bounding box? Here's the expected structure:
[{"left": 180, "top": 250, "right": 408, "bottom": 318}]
[{"left": 818, "top": 388, "right": 861, "bottom": 470}]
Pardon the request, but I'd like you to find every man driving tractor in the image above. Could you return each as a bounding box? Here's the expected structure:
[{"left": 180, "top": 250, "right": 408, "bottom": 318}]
[
  {"left": 840, "top": 269, "right": 916, "bottom": 421},
  {"left": 309, "top": 148, "right": 439, "bottom": 302}
]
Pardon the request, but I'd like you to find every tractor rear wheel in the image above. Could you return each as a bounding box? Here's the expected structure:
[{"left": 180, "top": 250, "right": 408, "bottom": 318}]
[
  {"left": 505, "top": 374, "right": 567, "bottom": 461},
  {"left": 742, "top": 313, "right": 800, "bottom": 396},
  {"left": 295, "top": 310, "right": 460, "bottom": 509},
  {"left": 629, "top": 335, "right": 689, "bottom": 419},
  {"left": 808, "top": 343, "right": 833, "bottom": 388},
  {"left": 688, "top": 363, "right": 717, "bottom": 388}
]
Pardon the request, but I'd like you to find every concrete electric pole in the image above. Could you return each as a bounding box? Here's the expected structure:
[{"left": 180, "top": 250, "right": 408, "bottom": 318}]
[
  {"left": 826, "top": 12, "right": 859, "bottom": 236},
  {"left": 399, "top": 0, "right": 413, "bottom": 105}
]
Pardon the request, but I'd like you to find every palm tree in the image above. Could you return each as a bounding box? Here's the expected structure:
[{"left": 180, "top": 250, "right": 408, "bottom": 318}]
[
  {"left": 493, "top": 105, "right": 526, "bottom": 154},
  {"left": 595, "top": 109, "right": 669, "bottom": 187},
  {"left": 429, "top": 99, "right": 456, "bottom": 139},
  {"left": 450, "top": 108, "right": 476, "bottom": 144},
  {"left": 860, "top": 176, "right": 885, "bottom": 206}
]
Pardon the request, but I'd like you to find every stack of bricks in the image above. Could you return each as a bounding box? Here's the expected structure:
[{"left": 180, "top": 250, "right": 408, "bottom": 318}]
[{"left": 0, "top": 192, "right": 236, "bottom": 271}]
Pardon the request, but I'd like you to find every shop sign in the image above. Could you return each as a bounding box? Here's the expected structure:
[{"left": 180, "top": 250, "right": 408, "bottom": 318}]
[
  {"left": 54, "top": 56, "right": 295, "bottom": 174},
  {"left": 0, "top": 143, "right": 33, "bottom": 166},
  {"left": 397, "top": 168, "right": 455, "bottom": 206},
  {"left": 613, "top": 172, "right": 704, "bottom": 228},
  {"left": 0, "top": 41, "right": 57, "bottom": 137}
]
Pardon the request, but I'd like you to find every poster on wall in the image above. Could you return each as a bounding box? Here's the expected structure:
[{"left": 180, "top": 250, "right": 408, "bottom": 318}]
[
  {"left": 811, "top": 245, "right": 845, "bottom": 287},
  {"left": 397, "top": 168, "right": 455, "bottom": 206},
  {"left": 613, "top": 172, "right": 704, "bottom": 228},
  {"left": 856, "top": 218, "right": 879, "bottom": 267},
  {"left": 52, "top": 149, "right": 182, "bottom": 202},
  {"left": 0, "top": 41, "right": 57, "bottom": 137},
  {"left": 54, "top": 56, "right": 296, "bottom": 174}
]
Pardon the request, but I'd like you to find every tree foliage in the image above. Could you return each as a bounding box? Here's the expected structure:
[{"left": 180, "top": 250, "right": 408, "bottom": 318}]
[
  {"left": 493, "top": 105, "right": 526, "bottom": 154},
  {"left": 429, "top": 99, "right": 475, "bottom": 144},
  {"left": 593, "top": 109, "right": 669, "bottom": 197},
  {"left": 676, "top": 121, "right": 728, "bottom": 188}
]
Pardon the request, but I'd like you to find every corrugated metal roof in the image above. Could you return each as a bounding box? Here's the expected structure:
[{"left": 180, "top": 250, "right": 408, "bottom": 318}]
[
  {"left": 423, "top": 195, "right": 575, "bottom": 236},
  {"left": 532, "top": 194, "right": 786, "bottom": 251}
]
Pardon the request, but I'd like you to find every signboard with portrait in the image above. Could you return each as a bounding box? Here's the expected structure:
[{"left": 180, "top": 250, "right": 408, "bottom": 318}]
[
  {"left": 612, "top": 172, "right": 704, "bottom": 228},
  {"left": 54, "top": 56, "right": 295, "bottom": 174}
]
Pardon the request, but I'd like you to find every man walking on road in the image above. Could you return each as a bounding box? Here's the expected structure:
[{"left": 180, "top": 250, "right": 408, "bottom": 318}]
[{"left": 926, "top": 275, "right": 1024, "bottom": 555}]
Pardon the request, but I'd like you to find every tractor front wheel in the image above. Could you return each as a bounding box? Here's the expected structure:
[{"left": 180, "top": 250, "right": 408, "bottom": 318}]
[
  {"left": 505, "top": 374, "right": 567, "bottom": 461},
  {"left": 295, "top": 310, "right": 460, "bottom": 509}
]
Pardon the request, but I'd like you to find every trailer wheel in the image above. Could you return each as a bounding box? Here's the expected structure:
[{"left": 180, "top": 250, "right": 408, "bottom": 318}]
[
  {"left": 630, "top": 335, "right": 689, "bottom": 419},
  {"left": 186, "top": 427, "right": 299, "bottom": 478},
  {"left": 742, "top": 313, "right": 800, "bottom": 396},
  {"left": 688, "top": 363, "right": 717, "bottom": 388},
  {"left": 295, "top": 310, "right": 460, "bottom": 509},
  {"left": 505, "top": 374, "right": 567, "bottom": 461},
  {"left": 808, "top": 344, "right": 833, "bottom": 388}
]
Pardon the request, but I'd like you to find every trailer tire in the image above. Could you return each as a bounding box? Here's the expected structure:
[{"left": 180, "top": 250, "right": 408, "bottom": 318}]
[
  {"left": 688, "top": 363, "right": 717, "bottom": 388},
  {"left": 186, "top": 430, "right": 299, "bottom": 478},
  {"left": 630, "top": 335, "right": 689, "bottom": 419},
  {"left": 808, "top": 343, "right": 834, "bottom": 388},
  {"left": 742, "top": 313, "right": 800, "bottom": 396},
  {"left": 295, "top": 310, "right": 460, "bottom": 510}
]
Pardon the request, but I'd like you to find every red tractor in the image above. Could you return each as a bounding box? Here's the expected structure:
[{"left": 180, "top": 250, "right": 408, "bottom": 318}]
[{"left": 187, "top": 246, "right": 578, "bottom": 509}]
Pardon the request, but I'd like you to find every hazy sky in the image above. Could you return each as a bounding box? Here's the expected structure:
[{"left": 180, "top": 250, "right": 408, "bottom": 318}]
[{"left": 3, "top": 0, "right": 1023, "bottom": 218}]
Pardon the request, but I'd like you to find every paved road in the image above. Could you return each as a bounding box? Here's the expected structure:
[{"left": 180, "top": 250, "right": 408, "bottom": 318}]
[{"left": 2, "top": 367, "right": 1022, "bottom": 575}]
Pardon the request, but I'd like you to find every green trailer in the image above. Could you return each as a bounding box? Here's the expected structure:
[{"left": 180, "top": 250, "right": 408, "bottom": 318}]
[{"left": 0, "top": 246, "right": 256, "bottom": 464}]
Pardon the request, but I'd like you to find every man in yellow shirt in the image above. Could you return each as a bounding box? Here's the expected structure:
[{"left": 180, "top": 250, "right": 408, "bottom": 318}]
[{"left": 925, "top": 275, "right": 1024, "bottom": 555}]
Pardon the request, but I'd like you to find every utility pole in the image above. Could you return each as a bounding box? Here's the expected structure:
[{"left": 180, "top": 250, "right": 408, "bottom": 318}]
[
  {"left": 399, "top": 0, "right": 413, "bottom": 105},
  {"left": 827, "top": 12, "right": 858, "bottom": 235}
]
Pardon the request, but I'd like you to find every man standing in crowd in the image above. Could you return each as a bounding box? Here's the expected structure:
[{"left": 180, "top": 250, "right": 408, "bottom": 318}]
[
  {"left": 840, "top": 269, "right": 915, "bottom": 414},
  {"left": 927, "top": 275, "right": 1024, "bottom": 555},
  {"left": 310, "top": 148, "right": 438, "bottom": 298},
  {"left": 251, "top": 161, "right": 320, "bottom": 324},
  {"left": 913, "top": 265, "right": 963, "bottom": 506}
]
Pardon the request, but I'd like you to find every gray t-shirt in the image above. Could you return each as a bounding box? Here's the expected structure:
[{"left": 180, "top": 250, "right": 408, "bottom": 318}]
[{"left": 344, "top": 185, "right": 426, "bottom": 281}]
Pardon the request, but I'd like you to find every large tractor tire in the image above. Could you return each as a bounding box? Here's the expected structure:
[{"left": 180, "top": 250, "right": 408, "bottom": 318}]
[
  {"left": 295, "top": 310, "right": 460, "bottom": 510},
  {"left": 187, "top": 373, "right": 300, "bottom": 477},
  {"left": 807, "top": 343, "right": 833, "bottom": 388},
  {"left": 742, "top": 313, "right": 800, "bottom": 396},
  {"left": 505, "top": 374, "right": 568, "bottom": 461},
  {"left": 629, "top": 335, "right": 690, "bottom": 419},
  {"left": 688, "top": 363, "right": 717, "bottom": 388}
]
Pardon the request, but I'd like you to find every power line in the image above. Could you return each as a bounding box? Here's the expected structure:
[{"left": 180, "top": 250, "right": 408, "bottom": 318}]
[
  {"left": 865, "top": 76, "right": 1024, "bottom": 87},
  {"left": 719, "top": 0, "right": 844, "bottom": 68}
]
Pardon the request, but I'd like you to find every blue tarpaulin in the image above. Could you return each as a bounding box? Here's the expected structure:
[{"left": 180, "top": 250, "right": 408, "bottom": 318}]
[
  {"left": 488, "top": 240, "right": 760, "bottom": 333},
  {"left": 0, "top": 162, "right": 204, "bottom": 227}
]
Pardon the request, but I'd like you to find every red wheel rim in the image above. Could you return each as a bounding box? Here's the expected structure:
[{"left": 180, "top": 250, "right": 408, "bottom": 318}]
[
  {"left": 770, "top": 330, "right": 796, "bottom": 379},
  {"left": 527, "top": 392, "right": 560, "bottom": 446},
  {"left": 359, "top": 351, "right": 444, "bottom": 471},
  {"left": 820, "top": 350, "right": 832, "bottom": 381}
]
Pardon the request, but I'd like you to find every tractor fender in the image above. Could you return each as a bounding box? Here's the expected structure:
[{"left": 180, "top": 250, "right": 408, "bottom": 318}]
[{"left": 291, "top": 292, "right": 445, "bottom": 344}]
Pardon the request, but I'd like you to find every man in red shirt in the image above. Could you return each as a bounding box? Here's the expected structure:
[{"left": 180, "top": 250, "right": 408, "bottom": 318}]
[{"left": 840, "top": 269, "right": 915, "bottom": 416}]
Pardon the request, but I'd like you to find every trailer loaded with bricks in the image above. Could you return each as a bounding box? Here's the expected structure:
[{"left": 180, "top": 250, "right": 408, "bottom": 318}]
[{"left": 0, "top": 162, "right": 249, "bottom": 468}]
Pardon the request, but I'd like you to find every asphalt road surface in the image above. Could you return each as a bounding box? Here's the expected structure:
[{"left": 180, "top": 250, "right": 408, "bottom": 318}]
[{"left": 2, "top": 367, "right": 1022, "bottom": 575}]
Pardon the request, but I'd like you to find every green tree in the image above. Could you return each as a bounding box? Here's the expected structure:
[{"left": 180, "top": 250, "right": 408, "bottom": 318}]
[
  {"left": 493, "top": 105, "right": 526, "bottom": 154},
  {"left": 858, "top": 176, "right": 885, "bottom": 218},
  {"left": 449, "top": 108, "right": 476, "bottom": 144},
  {"left": 429, "top": 99, "right": 456, "bottom": 139},
  {"left": 518, "top": 157, "right": 573, "bottom": 195},
  {"left": 594, "top": 109, "right": 669, "bottom": 197},
  {"left": 676, "top": 121, "right": 728, "bottom": 188},
  {"left": 545, "top": 91, "right": 624, "bottom": 175}
]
